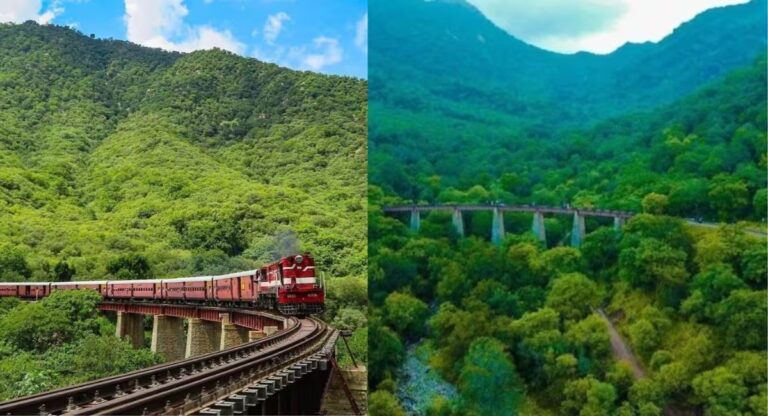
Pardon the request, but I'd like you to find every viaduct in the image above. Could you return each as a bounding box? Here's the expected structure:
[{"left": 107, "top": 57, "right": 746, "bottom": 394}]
[
  {"left": 0, "top": 303, "right": 364, "bottom": 415},
  {"left": 383, "top": 204, "right": 635, "bottom": 246}
]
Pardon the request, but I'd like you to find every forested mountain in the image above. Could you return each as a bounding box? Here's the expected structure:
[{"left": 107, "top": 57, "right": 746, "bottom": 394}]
[
  {"left": 370, "top": 0, "right": 767, "bottom": 214},
  {"left": 0, "top": 22, "right": 367, "bottom": 282},
  {"left": 371, "top": 0, "right": 765, "bottom": 123},
  {"left": 368, "top": 1, "right": 767, "bottom": 415}
]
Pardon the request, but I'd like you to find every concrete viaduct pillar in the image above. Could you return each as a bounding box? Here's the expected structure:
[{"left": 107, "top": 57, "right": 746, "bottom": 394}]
[
  {"left": 116, "top": 311, "right": 144, "bottom": 349},
  {"left": 185, "top": 318, "right": 219, "bottom": 358},
  {"left": 452, "top": 208, "right": 464, "bottom": 237},
  {"left": 410, "top": 209, "right": 420, "bottom": 232},
  {"left": 491, "top": 207, "right": 505, "bottom": 245},
  {"left": 571, "top": 212, "right": 586, "bottom": 247},
  {"left": 151, "top": 315, "right": 186, "bottom": 362},
  {"left": 532, "top": 211, "right": 547, "bottom": 244},
  {"left": 220, "top": 313, "right": 249, "bottom": 350},
  {"left": 614, "top": 216, "right": 624, "bottom": 232}
]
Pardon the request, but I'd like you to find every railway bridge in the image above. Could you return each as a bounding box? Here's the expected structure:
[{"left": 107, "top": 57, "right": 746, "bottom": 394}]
[
  {"left": 383, "top": 204, "right": 635, "bottom": 246},
  {"left": 0, "top": 303, "right": 363, "bottom": 416}
]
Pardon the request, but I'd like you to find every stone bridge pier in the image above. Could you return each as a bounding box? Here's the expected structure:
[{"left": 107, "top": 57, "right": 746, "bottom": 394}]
[
  {"left": 115, "top": 311, "right": 145, "bottom": 349},
  {"left": 110, "top": 305, "right": 280, "bottom": 362}
]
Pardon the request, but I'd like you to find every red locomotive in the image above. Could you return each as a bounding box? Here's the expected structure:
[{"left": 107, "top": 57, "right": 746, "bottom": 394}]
[{"left": 0, "top": 253, "right": 324, "bottom": 316}]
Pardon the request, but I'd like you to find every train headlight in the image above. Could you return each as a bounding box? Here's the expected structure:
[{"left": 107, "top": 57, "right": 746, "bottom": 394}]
[{"left": 294, "top": 255, "right": 304, "bottom": 264}]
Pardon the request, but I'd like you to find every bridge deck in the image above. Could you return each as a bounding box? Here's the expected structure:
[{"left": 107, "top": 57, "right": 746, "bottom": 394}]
[{"left": 383, "top": 204, "right": 634, "bottom": 219}]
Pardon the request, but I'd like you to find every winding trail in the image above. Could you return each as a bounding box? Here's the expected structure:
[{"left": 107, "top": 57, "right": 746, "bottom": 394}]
[{"left": 596, "top": 309, "right": 646, "bottom": 379}]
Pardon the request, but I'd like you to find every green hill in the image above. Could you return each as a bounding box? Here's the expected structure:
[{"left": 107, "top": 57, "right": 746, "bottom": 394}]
[
  {"left": 369, "top": 0, "right": 766, "bottom": 221},
  {"left": 0, "top": 22, "right": 367, "bottom": 282}
]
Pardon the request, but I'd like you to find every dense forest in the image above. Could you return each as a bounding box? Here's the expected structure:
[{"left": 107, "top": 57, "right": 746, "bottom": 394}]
[
  {"left": 368, "top": 0, "right": 767, "bottom": 414},
  {"left": 0, "top": 22, "right": 367, "bottom": 395},
  {"left": 370, "top": 0, "right": 766, "bottom": 219}
]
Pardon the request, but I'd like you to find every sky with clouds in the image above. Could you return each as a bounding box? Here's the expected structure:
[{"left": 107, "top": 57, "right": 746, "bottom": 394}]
[
  {"left": 465, "top": 0, "right": 750, "bottom": 54},
  {"left": 0, "top": 0, "right": 367, "bottom": 78}
]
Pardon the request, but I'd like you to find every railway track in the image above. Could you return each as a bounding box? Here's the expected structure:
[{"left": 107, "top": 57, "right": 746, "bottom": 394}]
[{"left": 0, "top": 316, "right": 336, "bottom": 415}]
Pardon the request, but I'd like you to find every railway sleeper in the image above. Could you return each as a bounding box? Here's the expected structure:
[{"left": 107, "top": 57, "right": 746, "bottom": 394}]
[{"left": 211, "top": 400, "right": 235, "bottom": 416}]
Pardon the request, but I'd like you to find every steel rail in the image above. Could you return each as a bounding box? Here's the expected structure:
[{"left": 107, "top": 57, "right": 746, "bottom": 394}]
[
  {"left": 72, "top": 317, "right": 331, "bottom": 415},
  {"left": 0, "top": 312, "right": 301, "bottom": 416}
]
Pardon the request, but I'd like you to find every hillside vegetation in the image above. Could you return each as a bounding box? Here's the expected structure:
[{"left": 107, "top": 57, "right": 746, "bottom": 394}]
[
  {"left": 368, "top": 0, "right": 767, "bottom": 415},
  {"left": 0, "top": 22, "right": 367, "bottom": 282}
]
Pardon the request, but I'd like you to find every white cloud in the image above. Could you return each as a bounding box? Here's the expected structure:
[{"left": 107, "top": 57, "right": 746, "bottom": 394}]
[
  {"left": 301, "top": 36, "right": 342, "bottom": 71},
  {"left": 263, "top": 11, "right": 289, "bottom": 45},
  {"left": 124, "top": 0, "right": 245, "bottom": 54},
  {"left": 466, "top": 0, "right": 749, "bottom": 54},
  {"left": 0, "top": 0, "right": 65, "bottom": 24},
  {"left": 253, "top": 35, "right": 343, "bottom": 73},
  {"left": 355, "top": 12, "right": 367, "bottom": 53}
]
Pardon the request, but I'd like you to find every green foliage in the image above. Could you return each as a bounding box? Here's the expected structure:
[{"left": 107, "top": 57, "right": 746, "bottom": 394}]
[
  {"left": 641, "top": 193, "right": 669, "bottom": 215},
  {"left": 0, "top": 244, "right": 31, "bottom": 281},
  {"left": 383, "top": 291, "right": 429, "bottom": 340},
  {"left": 106, "top": 253, "right": 153, "bottom": 280},
  {"left": 369, "top": 390, "right": 406, "bottom": 416},
  {"left": 0, "top": 290, "right": 160, "bottom": 400},
  {"left": 369, "top": 317, "right": 405, "bottom": 387},
  {"left": 0, "top": 22, "right": 366, "bottom": 282},
  {"left": 53, "top": 260, "right": 75, "bottom": 282},
  {"left": 367, "top": 0, "right": 766, "bottom": 412},
  {"left": 545, "top": 273, "right": 602, "bottom": 322},
  {"left": 0, "top": 290, "right": 107, "bottom": 352},
  {"left": 458, "top": 337, "right": 522, "bottom": 415}
]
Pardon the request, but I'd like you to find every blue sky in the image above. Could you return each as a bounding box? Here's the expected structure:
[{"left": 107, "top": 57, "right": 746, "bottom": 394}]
[{"left": 0, "top": 0, "right": 367, "bottom": 78}]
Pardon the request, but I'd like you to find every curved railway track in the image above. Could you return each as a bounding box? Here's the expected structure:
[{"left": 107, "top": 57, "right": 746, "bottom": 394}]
[{"left": 0, "top": 315, "right": 336, "bottom": 416}]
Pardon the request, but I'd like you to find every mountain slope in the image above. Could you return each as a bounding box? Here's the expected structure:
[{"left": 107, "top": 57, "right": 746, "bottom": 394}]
[
  {"left": 370, "top": 0, "right": 766, "bottom": 123},
  {"left": 0, "top": 22, "right": 367, "bottom": 281},
  {"left": 369, "top": 0, "right": 767, "bottom": 218}
]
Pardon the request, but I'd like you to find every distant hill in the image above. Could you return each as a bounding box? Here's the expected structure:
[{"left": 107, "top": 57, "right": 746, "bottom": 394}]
[
  {"left": 0, "top": 22, "right": 367, "bottom": 281},
  {"left": 371, "top": 0, "right": 766, "bottom": 124},
  {"left": 369, "top": 0, "right": 767, "bottom": 221}
]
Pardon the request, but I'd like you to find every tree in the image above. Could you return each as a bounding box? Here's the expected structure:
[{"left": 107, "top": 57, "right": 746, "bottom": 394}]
[
  {"left": 0, "top": 290, "right": 107, "bottom": 352},
  {"left": 565, "top": 314, "right": 611, "bottom": 363},
  {"left": 369, "top": 390, "right": 406, "bottom": 416},
  {"left": 562, "top": 376, "right": 617, "bottom": 416},
  {"left": 106, "top": 254, "right": 152, "bottom": 280},
  {"left": 540, "top": 247, "right": 584, "bottom": 277},
  {"left": 740, "top": 242, "right": 767, "bottom": 288},
  {"left": 708, "top": 174, "right": 749, "bottom": 221},
  {"left": 368, "top": 318, "right": 405, "bottom": 386},
  {"left": 0, "top": 245, "right": 31, "bottom": 281},
  {"left": 641, "top": 193, "right": 669, "bottom": 215},
  {"left": 466, "top": 280, "right": 520, "bottom": 317},
  {"left": 691, "top": 367, "right": 748, "bottom": 415},
  {"left": 626, "top": 319, "right": 658, "bottom": 360},
  {"left": 383, "top": 292, "right": 429, "bottom": 339},
  {"left": 714, "top": 290, "right": 767, "bottom": 349},
  {"left": 752, "top": 188, "right": 767, "bottom": 219},
  {"left": 53, "top": 261, "right": 75, "bottom": 282},
  {"left": 580, "top": 228, "right": 620, "bottom": 279},
  {"left": 688, "top": 264, "right": 746, "bottom": 305},
  {"left": 545, "top": 273, "right": 601, "bottom": 321},
  {"left": 619, "top": 238, "right": 689, "bottom": 289},
  {"left": 458, "top": 337, "right": 523, "bottom": 415}
]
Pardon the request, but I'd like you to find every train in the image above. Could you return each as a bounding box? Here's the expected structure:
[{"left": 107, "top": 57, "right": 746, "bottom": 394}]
[{"left": 0, "top": 253, "right": 324, "bottom": 316}]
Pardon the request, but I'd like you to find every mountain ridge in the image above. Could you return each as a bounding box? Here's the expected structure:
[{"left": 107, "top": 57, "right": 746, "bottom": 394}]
[{"left": 0, "top": 22, "right": 367, "bottom": 282}]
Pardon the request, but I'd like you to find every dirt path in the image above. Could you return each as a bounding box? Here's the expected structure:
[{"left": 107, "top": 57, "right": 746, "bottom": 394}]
[
  {"left": 596, "top": 308, "right": 646, "bottom": 379},
  {"left": 685, "top": 221, "right": 767, "bottom": 238}
]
